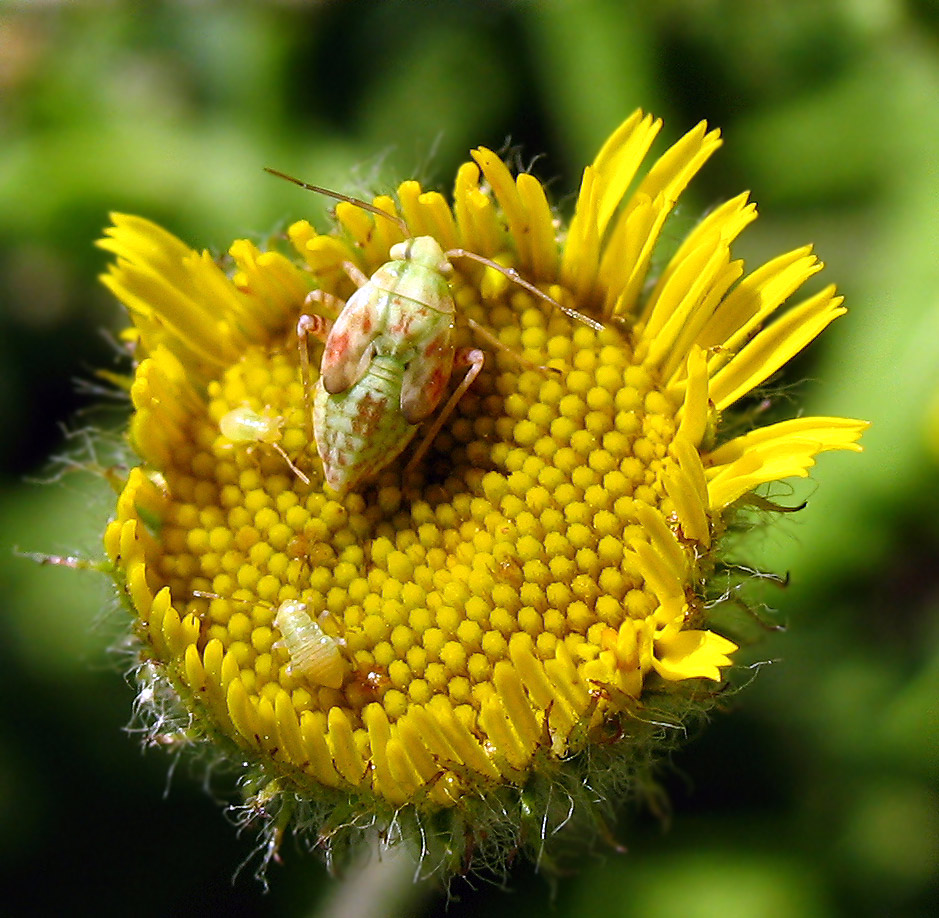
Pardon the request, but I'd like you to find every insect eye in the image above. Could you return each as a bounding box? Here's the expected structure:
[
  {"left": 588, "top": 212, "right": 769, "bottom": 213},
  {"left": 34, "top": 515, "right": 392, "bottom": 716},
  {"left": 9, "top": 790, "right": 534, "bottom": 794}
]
[{"left": 389, "top": 239, "right": 413, "bottom": 262}]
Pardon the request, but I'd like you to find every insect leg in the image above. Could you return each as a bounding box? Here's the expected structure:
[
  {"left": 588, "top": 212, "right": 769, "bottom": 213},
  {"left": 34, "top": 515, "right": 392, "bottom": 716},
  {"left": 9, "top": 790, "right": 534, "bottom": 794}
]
[
  {"left": 269, "top": 442, "right": 311, "bottom": 486},
  {"left": 464, "top": 318, "right": 559, "bottom": 375},
  {"left": 303, "top": 288, "right": 345, "bottom": 316},
  {"left": 296, "top": 313, "right": 333, "bottom": 447},
  {"left": 340, "top": 260, "right": 370, "bottom": 288},
  {"left": 404, "top": 347, "right": 485, "bottom": 478}
]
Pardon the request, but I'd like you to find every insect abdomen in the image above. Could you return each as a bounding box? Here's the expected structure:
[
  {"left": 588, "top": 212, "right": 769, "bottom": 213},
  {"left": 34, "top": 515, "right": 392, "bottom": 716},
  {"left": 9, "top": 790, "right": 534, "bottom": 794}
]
[{"left": 314, "top": 355, "right": 416, "bottom": 493}]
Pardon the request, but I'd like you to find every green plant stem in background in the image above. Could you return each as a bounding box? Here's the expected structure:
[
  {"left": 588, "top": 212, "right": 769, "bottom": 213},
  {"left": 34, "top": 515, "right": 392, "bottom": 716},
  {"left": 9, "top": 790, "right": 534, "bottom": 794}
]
[{"left": 312, "top": 839, "right": 435, "bottom": 918}]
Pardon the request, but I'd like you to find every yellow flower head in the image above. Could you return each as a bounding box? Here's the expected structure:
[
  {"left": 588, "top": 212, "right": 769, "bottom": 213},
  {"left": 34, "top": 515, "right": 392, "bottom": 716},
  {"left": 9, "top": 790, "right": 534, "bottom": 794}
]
[{"left": 99, "top": 110, "right": 867, "bottom": 876}]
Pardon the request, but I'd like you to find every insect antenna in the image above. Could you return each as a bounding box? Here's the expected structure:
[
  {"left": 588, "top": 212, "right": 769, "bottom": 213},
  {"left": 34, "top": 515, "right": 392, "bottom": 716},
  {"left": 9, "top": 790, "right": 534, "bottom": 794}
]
[
  {"left": 15, "top": 548, "right": 111, "bottom": 573},
  {"left": 191, "top": 590, "right": 268, "bottom": 608},
  {"left": 445, "top": 248, "right": 605, "bottom": 332},
  {"left": 266, "top": 168, "right": 603, "bottom": 332},
  {"left": 264, "top": 168, "right": 409, "bottom": 235}
]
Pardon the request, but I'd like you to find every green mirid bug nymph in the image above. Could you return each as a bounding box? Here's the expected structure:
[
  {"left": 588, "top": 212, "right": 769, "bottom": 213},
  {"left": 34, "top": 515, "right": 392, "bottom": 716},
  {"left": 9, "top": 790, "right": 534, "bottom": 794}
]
[
  {"left": 273, "top": 600, "right": 347, "bottom": 689},
  {"left": 266, "top": 169, "right": 603, "bottom": 496},
  {"left": 298, "top": 235, "right": 484, "bottom": 495},
  {"left": 218, "top": 405, "right": 310, "bottom": 484},
  {"left": 192, "top": 590, "right": 348, "bottom": 688}
]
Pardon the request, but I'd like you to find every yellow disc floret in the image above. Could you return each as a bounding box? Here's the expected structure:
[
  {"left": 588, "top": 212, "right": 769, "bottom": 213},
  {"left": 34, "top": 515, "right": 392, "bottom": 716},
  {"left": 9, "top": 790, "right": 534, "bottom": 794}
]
[{"left": 107, "top": 278, "right": 726, "bottom": 807}]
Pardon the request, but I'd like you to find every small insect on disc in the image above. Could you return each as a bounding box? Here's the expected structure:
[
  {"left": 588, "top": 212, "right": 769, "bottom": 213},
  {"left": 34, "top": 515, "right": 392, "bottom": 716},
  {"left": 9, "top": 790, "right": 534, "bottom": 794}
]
[
  {"left": 273, "top": 600, "right": 346, "bottom": 688},
  {"left": 219, "top": 406, "right": 310, "bottom": 485},
  {"left": 220, "top": 406, "right": 281, "bottom": 443}
]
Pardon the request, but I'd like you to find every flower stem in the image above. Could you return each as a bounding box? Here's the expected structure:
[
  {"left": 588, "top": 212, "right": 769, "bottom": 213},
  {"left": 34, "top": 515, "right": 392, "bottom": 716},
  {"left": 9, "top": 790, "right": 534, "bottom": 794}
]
[{"left": 313, "top": 838, "right": 436, "bottom": 918}]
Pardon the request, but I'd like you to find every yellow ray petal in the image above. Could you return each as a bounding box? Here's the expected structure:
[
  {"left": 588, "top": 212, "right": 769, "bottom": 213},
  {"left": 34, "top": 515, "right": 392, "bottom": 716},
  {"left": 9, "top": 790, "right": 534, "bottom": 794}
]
[
  {"left": 675, "top": 345, "right": 712, "bottom": 448},
  {"left": 642, "top": 193, "right": 756, "bottom": 324},
  {"left": 516, "top": 172, "right": 560, "bottom": 281},
  {"left": 472, "top": 147, "right": 535, "bottom": 269},
  {"left": 697, "top": 245, "right": 822, "bottom": 358},
  {"left": 653, "top": 629, "right": 737, "bottom": 682},
  {"left": 709, "top": 285, "right": 846, "bottom": 411},
  {"left": 453, "top": 160, "right": 506, "bottom": 257},
  {"left": 706, "top": 417, "right": 868, "bottom": 509},
  {"left": 579, "top": 109, "right": 661, "bottom": 238},
  {"left": 607, "top": 121, "right": 723, "bottom": 317}
]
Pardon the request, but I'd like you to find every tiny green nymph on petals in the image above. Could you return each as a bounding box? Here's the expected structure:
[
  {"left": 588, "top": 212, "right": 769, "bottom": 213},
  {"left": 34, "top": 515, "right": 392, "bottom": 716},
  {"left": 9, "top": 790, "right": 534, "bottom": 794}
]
[{"left": 98, "top": 109, "right": 867, "bottom": 877}]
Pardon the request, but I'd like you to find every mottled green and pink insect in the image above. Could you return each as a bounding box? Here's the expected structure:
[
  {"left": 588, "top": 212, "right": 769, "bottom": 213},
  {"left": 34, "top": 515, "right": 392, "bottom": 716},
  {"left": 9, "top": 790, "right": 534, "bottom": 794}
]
[
  {"left": 266, "top": 169, "right": 602, "bottom": 496},
  {"left": 297, "top": 234, "right": 485, "bottom": 495}
]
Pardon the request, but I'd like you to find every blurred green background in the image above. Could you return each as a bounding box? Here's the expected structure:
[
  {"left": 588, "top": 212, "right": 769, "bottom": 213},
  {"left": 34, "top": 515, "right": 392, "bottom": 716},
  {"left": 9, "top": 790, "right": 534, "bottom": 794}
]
[{"left": 1, "top": 1, "right": 937, "bottom": 916}]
